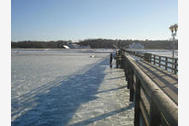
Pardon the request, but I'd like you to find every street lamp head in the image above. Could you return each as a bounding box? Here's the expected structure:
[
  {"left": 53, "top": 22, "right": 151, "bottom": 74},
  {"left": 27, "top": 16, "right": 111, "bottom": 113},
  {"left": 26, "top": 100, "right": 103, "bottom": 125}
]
[
  {"left": 169, "top": 24, "right": 178, "bottom": 34},
  {"left": 169, "top": 25, "right": 174, "bottom": 33},
  {"left": 174, "top": 24, "right": 178, "bottom": 32}
]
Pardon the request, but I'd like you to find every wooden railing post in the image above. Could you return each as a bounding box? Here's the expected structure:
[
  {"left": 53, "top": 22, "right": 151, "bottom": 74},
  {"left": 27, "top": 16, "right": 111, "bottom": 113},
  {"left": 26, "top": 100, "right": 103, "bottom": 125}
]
[
  {"left": 165, "top": 57, "right": 168, "bottom": 70},
  {"left": 128, "top": 68, "right": 134, "bottom": 101},
  {"left": 144, "top": 53, "right": 152, "bottom": 63},
  {"left": 159, "top": 56, "right": 161, "bottom": 67},
  {"left": 153, "top": 55, "right": 155, "bottom": 65},
  {"left": 124, "top": 57, "right": 130, "bottom": 88},
  {"left": 149, "top": 93, "right": 161, "bottom": 126},
  {"left": 120, "top": 53, "right": 125, "bottom": 69},
  {"left": 122, "top": 56, "right": 127, "bottom": 79},
  {"left": 134, "top": 77, "right": 141, "bottom": 126},
  {"left": 174, "top": 59, "right": 178, "bottom": 74}
]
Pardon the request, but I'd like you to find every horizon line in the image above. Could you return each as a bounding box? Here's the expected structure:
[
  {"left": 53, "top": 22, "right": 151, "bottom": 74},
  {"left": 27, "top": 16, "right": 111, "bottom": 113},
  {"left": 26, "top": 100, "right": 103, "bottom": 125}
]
[{"left": 11, "top": 38, "right": 176, "bottom": 42}]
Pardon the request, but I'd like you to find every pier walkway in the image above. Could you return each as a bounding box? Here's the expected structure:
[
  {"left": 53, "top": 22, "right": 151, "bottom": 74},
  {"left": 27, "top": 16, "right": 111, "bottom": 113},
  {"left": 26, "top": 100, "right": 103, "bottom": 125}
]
[{"left": 67, "top": 62, "right": 134, "bottom": 126}]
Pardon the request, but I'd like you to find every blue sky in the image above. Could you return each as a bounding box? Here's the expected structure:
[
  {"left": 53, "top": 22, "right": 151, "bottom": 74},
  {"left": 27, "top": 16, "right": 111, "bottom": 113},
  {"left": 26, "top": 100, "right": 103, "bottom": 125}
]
[{"left": 11, "top": 0, "right": 178, "bottom": 41}]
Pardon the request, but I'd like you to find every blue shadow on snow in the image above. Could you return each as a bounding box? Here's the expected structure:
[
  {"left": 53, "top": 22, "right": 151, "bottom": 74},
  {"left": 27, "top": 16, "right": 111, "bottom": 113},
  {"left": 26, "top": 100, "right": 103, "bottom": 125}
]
[{"left": 12, "top": 58, "right": 108, "bottom": 126}]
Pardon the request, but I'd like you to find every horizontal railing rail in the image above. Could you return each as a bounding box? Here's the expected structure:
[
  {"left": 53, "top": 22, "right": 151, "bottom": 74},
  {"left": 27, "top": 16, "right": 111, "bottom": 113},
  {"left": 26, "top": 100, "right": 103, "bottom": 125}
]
[{"left": 151, "top": 54, "right": 178, "bottom": 74}]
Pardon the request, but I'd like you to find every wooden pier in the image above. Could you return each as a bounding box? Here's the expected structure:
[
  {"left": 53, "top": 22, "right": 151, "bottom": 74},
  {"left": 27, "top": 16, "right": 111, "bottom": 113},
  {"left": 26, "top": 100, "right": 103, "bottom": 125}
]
[{"left": 118, "top": 49, "right": 178, "bottom": 126}]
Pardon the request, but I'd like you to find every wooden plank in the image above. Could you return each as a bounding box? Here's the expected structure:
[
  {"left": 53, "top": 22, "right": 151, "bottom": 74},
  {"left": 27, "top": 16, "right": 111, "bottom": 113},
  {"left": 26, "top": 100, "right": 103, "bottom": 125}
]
[
  {"left": 128, "top": 68, "right": 134, "bottom": 101},
  {"left": 139, "top": 101, "right": 150, "bottom": 126},
  {"left": 149, "top": 98, "right": 161, "bottom": 126},
  {"left": 140, "top": 87, "right": 151, "bottom": 115},
  {"left": 134, "top": 77, "right": 141, "bottom": 126}
]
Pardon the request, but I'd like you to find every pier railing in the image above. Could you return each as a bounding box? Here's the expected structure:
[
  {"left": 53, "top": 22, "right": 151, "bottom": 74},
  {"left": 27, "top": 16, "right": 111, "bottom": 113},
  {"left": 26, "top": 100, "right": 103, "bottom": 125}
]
[
  {"left": 150, "top": 54, "right": 178, "bottom": 74},
  {"left": 119, "top": 50, "right": 178, "bottom": 126},
  {"left": 121, "top": 49, "right": 178, "bottom": 74}
]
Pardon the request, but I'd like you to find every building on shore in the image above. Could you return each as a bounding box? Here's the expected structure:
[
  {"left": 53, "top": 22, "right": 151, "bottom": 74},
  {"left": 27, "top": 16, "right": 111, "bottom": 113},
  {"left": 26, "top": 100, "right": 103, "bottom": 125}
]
[{"left": 129, "top": 42, "right": 144, "bottom": 49}]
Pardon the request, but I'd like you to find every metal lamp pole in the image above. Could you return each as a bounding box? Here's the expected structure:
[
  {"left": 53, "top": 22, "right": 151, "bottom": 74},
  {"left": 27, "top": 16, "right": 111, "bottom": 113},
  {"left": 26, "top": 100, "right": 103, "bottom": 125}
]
[{"left": 169, "top": 24, "right": 178, "bottom": 58}]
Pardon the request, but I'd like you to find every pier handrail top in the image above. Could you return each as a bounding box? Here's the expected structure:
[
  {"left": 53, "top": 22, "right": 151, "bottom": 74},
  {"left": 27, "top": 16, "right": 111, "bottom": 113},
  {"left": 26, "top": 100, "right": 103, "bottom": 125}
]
[
  {"left": 151, "top": 53, "right": 178, "bottom": 60},
  {"left": 120, "top": 48, "right": 178, "bottom": 60},
  {"left": 126, "top": 54, "right": 178, "bottom": 125}
]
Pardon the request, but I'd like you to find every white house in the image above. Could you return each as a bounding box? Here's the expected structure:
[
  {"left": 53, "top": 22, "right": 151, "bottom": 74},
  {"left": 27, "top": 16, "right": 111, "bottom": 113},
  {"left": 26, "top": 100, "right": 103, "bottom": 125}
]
[{"left": 129, "top": 42, "right": 144, "bottom": 49}]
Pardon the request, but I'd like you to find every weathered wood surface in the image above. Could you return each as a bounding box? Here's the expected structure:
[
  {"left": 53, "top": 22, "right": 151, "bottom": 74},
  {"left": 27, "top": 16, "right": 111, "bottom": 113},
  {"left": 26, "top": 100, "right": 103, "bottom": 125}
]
[
  {"left": 125, "top": 53, "right": 178, "bottom": 105},
  {"left": 137, "top": 61, "right": 178, "bottom": 105},
  {"left": 125, "top": 54, "right": 178, "bottom": 126},
  {"left": 135, "top": 58, "right": 178, "bottom": 105}
]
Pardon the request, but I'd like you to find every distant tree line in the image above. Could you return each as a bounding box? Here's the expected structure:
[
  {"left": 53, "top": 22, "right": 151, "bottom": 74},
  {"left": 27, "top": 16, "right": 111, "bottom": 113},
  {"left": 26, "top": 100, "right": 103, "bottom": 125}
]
[
  {"left": 77, "top": 39, "right": 178, "bottom": 49},
  {"left": 11, "top": 40, "right": 71, "bottom": 48},
  {"left": 11, "top": 39, "right": 178, "bottom": 49}
]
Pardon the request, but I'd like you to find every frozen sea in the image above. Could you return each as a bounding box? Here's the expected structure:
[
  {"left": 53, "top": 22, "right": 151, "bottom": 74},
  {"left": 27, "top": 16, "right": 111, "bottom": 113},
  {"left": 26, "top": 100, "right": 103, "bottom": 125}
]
[{"left": 11, "top": 48, "right": 113, "bottom": 125}]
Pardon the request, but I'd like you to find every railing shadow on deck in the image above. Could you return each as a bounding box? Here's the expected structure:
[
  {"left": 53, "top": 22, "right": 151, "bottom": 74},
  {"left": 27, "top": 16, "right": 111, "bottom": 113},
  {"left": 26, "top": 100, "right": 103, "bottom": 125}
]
[
  {"left": 106, "top": 76, "right": 125, "bottom": 80},
  {"left": 69, "top": 103, "right": 134, "bottom": 126},
  {"left": 96, "top": 86, "right": 127, "bottom": 94},
  {"left": 12, "top": 58, "right": 108, "bottom": 126}
]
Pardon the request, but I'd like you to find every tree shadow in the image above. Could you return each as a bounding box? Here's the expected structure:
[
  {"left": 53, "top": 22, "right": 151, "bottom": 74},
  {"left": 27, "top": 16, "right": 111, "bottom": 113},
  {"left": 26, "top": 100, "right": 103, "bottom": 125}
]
[{"left": 12, "top": 58, "right": 108, "bottom": 126}]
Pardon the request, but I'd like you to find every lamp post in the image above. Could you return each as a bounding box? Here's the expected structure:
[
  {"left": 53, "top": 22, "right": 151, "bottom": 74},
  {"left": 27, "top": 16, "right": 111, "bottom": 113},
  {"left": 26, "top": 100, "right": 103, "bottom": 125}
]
[{"left": 169, "top": 24, "right": 178, "bottom": 58}]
